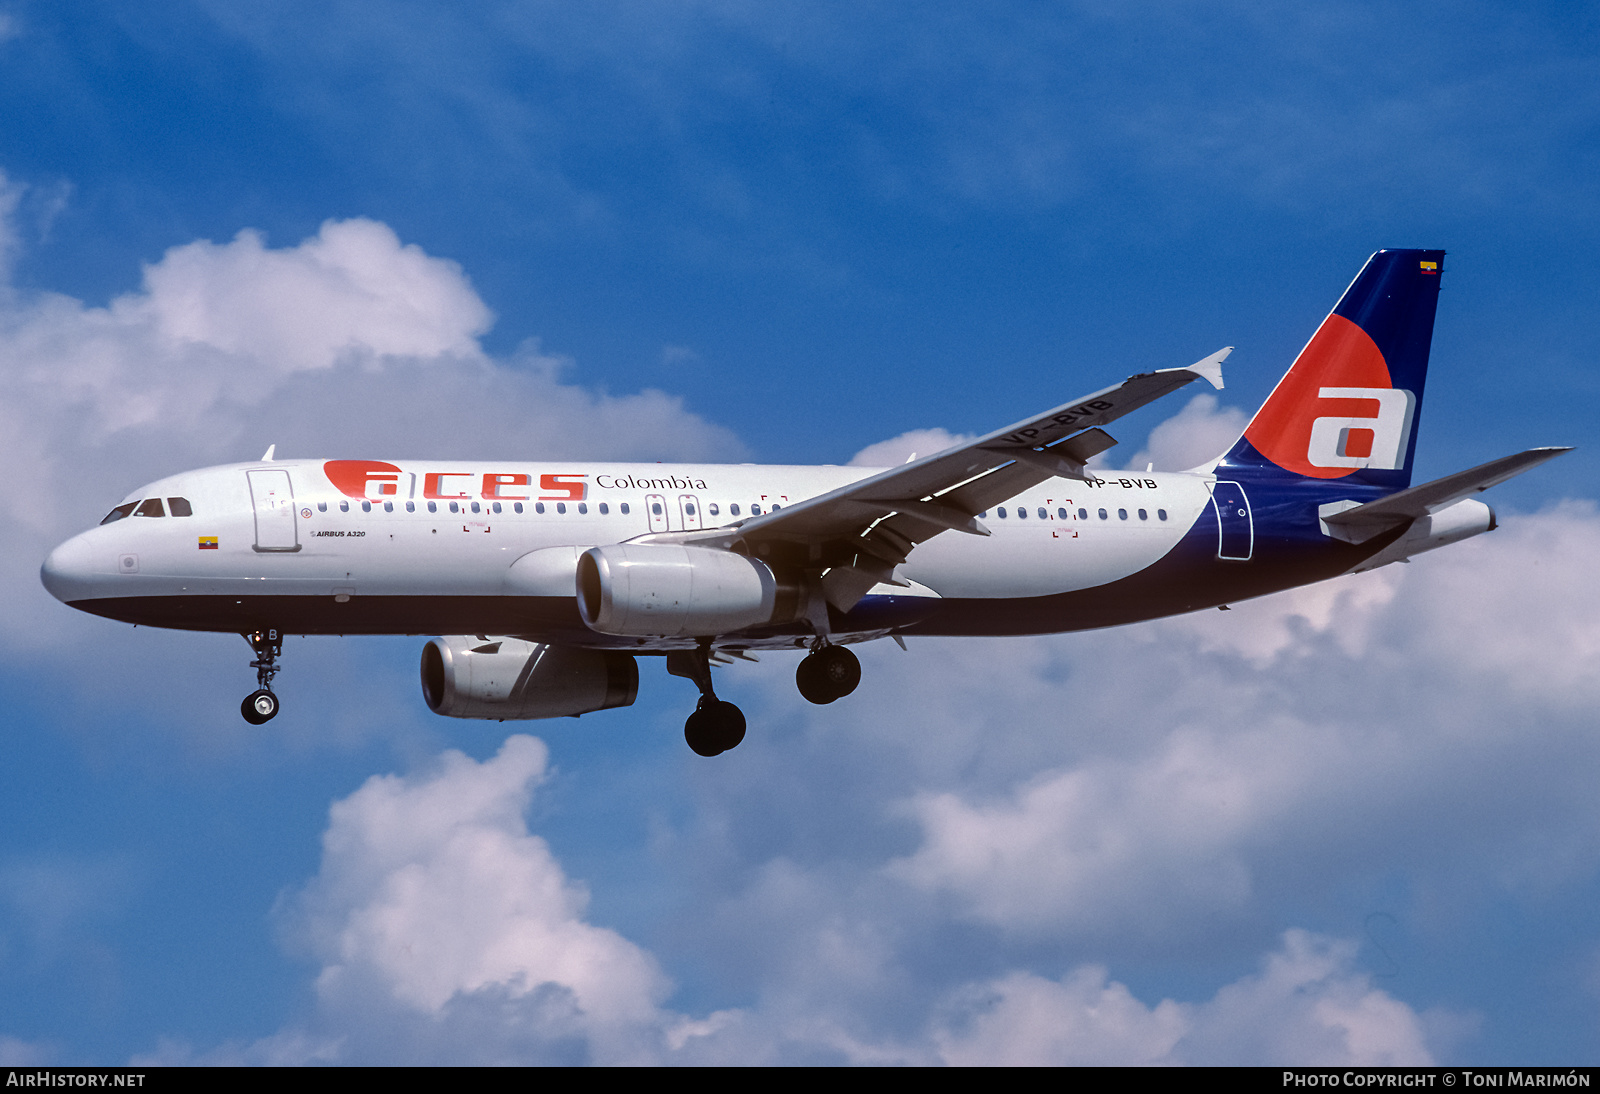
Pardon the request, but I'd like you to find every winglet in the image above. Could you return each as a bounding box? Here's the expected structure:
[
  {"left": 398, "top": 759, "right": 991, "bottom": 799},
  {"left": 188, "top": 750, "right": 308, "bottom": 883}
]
[
  {"left": 261, "top": 444, "right": 276, "bottom": 462},
  {"left": 1184, "top": 347, "right": 1230, "bottom": 391}
]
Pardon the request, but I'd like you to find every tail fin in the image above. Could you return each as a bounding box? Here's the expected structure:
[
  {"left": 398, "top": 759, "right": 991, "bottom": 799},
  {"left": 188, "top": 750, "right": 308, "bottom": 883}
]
[{"left": 1221, "top": 249, "right": 1444, "bottom": 489}]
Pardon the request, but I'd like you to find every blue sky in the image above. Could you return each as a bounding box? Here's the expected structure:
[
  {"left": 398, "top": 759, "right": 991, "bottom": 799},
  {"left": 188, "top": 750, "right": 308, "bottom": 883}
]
[{"left": 1, "top": 0, "right": 1598, "bottom": 1065}]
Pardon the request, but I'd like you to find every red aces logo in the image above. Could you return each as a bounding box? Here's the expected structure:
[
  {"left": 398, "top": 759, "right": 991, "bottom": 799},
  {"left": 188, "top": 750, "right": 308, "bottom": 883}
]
[
  {"left": 1244, "top": 315, "right": 1415, "bottom": 478},
  {"left": 325, "top": 461, "right": 590, "bottom": 500},
  {"left": 325, "top": 460, "right": 403, "bottom": 498}
]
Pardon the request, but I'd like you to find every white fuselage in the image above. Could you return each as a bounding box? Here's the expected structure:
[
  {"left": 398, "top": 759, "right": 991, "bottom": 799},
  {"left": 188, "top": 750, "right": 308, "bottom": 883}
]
[{"left": 42, "top": 458, "right": 1221, "bottom": 647}]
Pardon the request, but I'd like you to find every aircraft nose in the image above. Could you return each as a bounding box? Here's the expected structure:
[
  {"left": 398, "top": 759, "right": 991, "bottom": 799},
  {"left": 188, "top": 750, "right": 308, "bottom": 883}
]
[{"left": 40, "top": 533, "right": 97, "bottom": 604}]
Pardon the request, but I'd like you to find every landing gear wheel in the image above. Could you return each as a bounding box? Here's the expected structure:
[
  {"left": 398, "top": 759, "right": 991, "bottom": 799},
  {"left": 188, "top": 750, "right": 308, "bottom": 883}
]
[
  {"left": 684, "top": 699, "right": 746, "bottom": 757},
  {"left": 240, "top": 629, "right": 285, "bottom": 725},
  {"left": 796, "top": 645, "right": 861, "bottom": 704},
  {"left": 241, "top": 689, "right": 279, "bottom": 725}
]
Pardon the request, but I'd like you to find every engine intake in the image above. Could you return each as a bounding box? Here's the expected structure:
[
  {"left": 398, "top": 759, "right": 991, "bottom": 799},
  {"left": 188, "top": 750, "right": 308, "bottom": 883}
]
[
  {"left": 576, "top": 543, "right": 802, "bottom": 637},
  {"left": 420, "top": 636, "right": 638, "bottom": 720}
]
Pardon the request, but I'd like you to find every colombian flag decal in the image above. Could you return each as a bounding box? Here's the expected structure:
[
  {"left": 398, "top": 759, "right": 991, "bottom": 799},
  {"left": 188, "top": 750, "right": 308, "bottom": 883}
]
[
  {"left": 198, "top": 536, "right": 219, "bottom": 550},
  {"left": 1420, "top": 260, "right": 1439, "bottom": 274}
]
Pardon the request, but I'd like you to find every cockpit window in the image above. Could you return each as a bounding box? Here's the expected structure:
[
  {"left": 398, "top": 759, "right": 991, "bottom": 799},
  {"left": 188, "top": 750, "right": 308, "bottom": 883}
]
[
  {"left": 135, "top": 498, "right": 165, "bottom": 518},
  {"left": 167, "top": 497, "right": 193, "bottom": 517},
  {"left": 100, "top": 502, "right": 138, "bottom": 525}
]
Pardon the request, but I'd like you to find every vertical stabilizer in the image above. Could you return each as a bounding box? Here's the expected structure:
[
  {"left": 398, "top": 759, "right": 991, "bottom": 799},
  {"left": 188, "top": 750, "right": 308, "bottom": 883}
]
[{"left": 1221, "top": 249, "right": 1444, "bottom": 489}]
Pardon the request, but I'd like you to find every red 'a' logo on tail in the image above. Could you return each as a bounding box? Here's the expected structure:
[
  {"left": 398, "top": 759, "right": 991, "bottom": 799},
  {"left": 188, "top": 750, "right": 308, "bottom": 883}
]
[{"left": 1244, "top": 314, "right": 1416, "bottom": 478}]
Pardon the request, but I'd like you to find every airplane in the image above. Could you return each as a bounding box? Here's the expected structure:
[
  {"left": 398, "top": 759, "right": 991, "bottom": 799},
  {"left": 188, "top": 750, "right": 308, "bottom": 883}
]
[{"left": 40, "top": 249, "right": 1568, "bottom": 756}]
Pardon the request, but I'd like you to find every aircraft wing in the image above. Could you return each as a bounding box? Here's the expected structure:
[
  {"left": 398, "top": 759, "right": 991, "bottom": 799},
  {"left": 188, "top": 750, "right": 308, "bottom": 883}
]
[
  {"left": 1322, "top": 446, "right": 1572, "bottom": 541},
  {"left": 645, "top": 347, "right": 1229, "bottom": 611}
]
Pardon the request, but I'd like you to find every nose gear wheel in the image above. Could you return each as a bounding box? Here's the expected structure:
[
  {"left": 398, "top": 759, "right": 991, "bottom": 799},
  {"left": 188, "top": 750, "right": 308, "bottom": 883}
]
[{"left": 240, "top": 629, "right": 283, "bottom": 724}]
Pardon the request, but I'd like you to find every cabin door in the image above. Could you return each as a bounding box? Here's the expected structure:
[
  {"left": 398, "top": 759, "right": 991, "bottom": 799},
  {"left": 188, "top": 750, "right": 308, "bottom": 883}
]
[{"left": 247, "top": 469, "right": 301, "bottom": 552}]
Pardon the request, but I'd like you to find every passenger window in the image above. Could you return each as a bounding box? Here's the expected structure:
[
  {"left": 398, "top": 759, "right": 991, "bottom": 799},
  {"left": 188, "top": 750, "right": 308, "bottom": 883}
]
[
  {"left": 383, "top": 501, "right": 394, "bottom": 513},
  {"left": 997, "top": 507, "right": 1007, "bottom": 518},
  {"left": 578, "top": 502, "right": 588, "bottom": 515},
  {"left": 1118, "top": 508, "right": 1128, "bottom": 520},
  {"left": 751, "top": 504, "right": 762, "bottom": 515},
  {"left": 557, "top": 502, "right": 567, "bottom": 515},
  {"left": 449, "top": 502, "right": 459, "bottom": 514},
  {"left": 340, "top": 501, "right": 350, "bottom": 513},
  {"left": 317, "top": 501, "right": 328, "bottom": 513},
  {"left": 1138, "top": 509, "right": 1148, "bottom": 520},
  {"left": 492, "top": 502, "right": 502, "bottom": 514},
  {"left": 620, "top": 502, "right": 630, "bottom": 515},
  {"left": 685, "top": 503, "right": 696, "bottom": 516},
  {"left": 168, "top": 497, "right": 193, "bottom": 517},
  {"left": 536, "top": 502, "right": 546, "bottom": 514},
  {"left": 730, "top": 504, "right": 740, "bottom": 516},
  {"left": 1098, "top": 508, "right": 1108, "bottom": 520},
  {"left": 708, "top": 503, "right": 719, "bottom": 516},
  {"left": 651, "top": 502, "right": 662, "bottom": 516},
  {"left": 1078, "top": 508, "right": 1087, "bottom": 520},
  {"left": 978, "top": 511, "right": 987, "bottom": 518},
  {"left": 1038, "top": 507, "right": 1047, "bottom": 520},
  {"left": 1017, "top": 507, "right": 1027, "bottom": 519},
  {"left": 362, "top": 501, "right": 372, "bottom": 513},
  {"left": 427, "top": 501, "right": 437, "bottom": 513},
  {"left": 1057, "top": 508, "right": 1068, "bottom": 520},
  {"left": 406, "top": 501, "right": 416, "bottom": 513},
  {"left": 100, "top": 502, "right": 138, "bottom": 525},
  {"left": 599, "top": 502, "right": 609, "bottom": 515},
  {"left": 135, "top": 498, "right": 165, "bottom": 518},
  {"left": 470, "top": 502, "right": 480, "bottom": 514},
  {"left": 1158, "top": 509, "right": 1168, "bottom": 521}
]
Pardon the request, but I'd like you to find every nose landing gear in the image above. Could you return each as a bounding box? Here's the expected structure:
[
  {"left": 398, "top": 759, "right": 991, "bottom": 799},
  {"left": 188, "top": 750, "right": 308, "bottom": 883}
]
[
  {"left": 796, "top": 643, "right": 860, "bottom": 705},
  {"left": 667, "top": 640, "right": 746, "bottom": 756},
  {"left": 240, "top": 629, "right": 283, "bottom": 725}
]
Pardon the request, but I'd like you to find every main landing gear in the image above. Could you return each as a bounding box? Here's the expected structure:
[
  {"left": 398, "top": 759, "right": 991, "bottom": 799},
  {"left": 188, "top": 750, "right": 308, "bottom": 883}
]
[
  {"left": 796, "top": 642, "right": 860, "bottom": 705},
  {"left": 666, "top": 639, "right": 862, "bottom": 756},
  {"left": 667, "top": 641, "right": 746, "bottom": 757},
  {"left": 240, "top": 629, "right": 282, "bottom": 725}
]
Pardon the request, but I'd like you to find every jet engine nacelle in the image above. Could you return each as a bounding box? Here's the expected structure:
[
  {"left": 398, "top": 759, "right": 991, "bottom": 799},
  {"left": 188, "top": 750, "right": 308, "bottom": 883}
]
[
  {"left": 576, "top": 543, "right": 802, "bottom": 637},
  {"left": 420, "top": 636, "right": 638, "bottom": 720}
]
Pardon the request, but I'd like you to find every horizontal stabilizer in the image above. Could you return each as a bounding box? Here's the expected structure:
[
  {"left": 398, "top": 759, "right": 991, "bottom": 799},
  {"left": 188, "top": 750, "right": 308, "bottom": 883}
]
[{"left": 1322, "top": 446, "right": 1572, "bottom": 542}]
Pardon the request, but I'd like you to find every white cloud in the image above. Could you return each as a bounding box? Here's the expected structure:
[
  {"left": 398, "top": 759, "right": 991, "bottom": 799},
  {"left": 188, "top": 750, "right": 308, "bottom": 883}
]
[
  {"left": 137, "top": 221, "right": 492, "bottom": 371},
  {"left": 281, "top": 735, "right": 671, "bottom": 1062},
  {"left": 1121, "top": 392, "right": 1249, "bottom": 472},
  {"left": 1176, "top": 931, "right": 1437, "bottom": 1065},
  {"left": 248, "top": 729, "right": 1451, "bottom": 1065},
  {"left": 850, "top": 428, "right": 974, "bottom": 467},
  {"left": 933, "top": 931, "right": 1435, "bottom": 1065},
  {"left": 935, "top": 965, "right": 1187, "bottom": 1065}
]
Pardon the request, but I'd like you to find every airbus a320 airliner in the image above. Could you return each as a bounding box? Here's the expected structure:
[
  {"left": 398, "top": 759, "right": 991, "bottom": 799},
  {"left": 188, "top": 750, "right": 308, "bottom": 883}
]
[{"left": 41, "top": 250, "right": 1567, "bottom": 755}]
